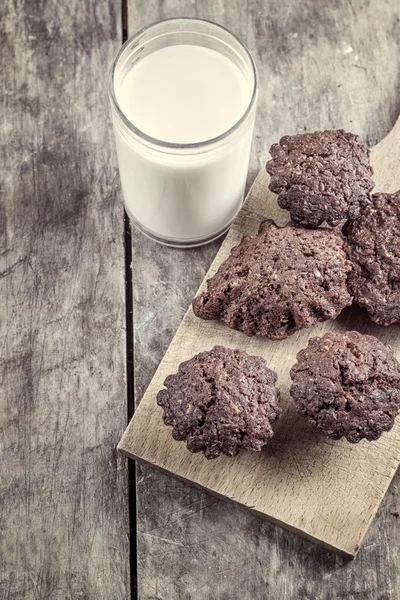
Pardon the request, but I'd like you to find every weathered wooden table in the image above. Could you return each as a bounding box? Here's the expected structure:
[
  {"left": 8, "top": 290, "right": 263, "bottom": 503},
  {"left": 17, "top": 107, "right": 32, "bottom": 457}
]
[{"left": 1, "top": 1, "right": 400, "bottom": 599}]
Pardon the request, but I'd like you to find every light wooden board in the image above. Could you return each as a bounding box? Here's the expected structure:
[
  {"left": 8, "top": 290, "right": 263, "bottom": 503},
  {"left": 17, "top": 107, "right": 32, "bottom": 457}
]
[
  {"left": 120, "top": 116, "right": 400, "bottom": 558},
  {"left": 0, "top": 1, "right": 129, "bottom": 598}
]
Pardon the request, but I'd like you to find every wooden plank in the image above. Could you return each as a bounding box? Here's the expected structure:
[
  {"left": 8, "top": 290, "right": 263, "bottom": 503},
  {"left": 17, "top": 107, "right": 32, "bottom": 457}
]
[
  {"left": 120, "top": 117, "right": 400, "bottom": 558},
  {"left": 0, "top": 2, "right": 129, "bottom": 599},
  {"left": 128, "top": 0, "right": 400, "bottom": 598}
]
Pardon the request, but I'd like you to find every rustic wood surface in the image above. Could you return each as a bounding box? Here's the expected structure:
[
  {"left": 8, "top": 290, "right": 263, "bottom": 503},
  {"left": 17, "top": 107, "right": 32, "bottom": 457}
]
[
  {"left": 2, "top": 0, "right": 400, "bottom": 598},
  {"left": 128, "top": 1, "right": 400, "bottom": 598},
  {"left": 120, "top": 118, "right": 400, "bottom": 558},
  {"left": 0, "top": 1, "right": 129, "bottom": 599}
]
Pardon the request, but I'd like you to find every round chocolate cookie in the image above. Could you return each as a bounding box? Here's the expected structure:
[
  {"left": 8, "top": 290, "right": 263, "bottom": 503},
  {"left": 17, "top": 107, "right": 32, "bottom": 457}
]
[
  {"left": 192, "top": 220, "right": 352, "bottom": 340},
  {"left": 345, "top": 193, "right": 400, "bottom": 325},
  {"left": 157, "top": 345, "right": 281, "bottom": 459},
  {"left": 290, "top": 331, "right": 400, "bottom": 443},
  {"left": 266, "top": 130, "right": 374, "bottom": 227}
]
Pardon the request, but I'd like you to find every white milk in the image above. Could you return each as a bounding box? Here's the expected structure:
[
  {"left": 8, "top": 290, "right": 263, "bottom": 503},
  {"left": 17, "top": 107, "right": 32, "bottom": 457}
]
[
  {"left": 117, "top": 45, "right": 251, "bottom": 144},
  {"left": 112, "top": 41, "right": 257, "bottom": 245}
]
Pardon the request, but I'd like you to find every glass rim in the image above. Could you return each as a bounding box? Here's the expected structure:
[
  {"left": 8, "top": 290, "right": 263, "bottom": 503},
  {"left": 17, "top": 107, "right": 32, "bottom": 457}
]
[{"left": 108, "top": 17, "right": 258, "bottom": 150}]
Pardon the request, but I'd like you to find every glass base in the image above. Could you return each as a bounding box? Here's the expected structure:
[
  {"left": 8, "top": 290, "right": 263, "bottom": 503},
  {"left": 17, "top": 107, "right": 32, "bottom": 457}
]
[{"left": 125, "top": 205, "right": 238, "bottom": 248}]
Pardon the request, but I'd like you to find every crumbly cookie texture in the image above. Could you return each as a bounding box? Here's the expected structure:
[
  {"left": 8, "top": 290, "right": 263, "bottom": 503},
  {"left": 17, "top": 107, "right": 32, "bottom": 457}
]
[
  {"left": 345, "top": 192, "right": 400, "bottom": 325},
  {"left": 157, "top": 345, "right": 281, "bottom": 459},
  {"left": 266, "top": 130, "right": 374, "bottom": 227},
  {"left": 290, "top": 331, "right": 400, "bottom": 443},
  {"left": 192, "top": 220, "right": 352, "bottom": 340}
]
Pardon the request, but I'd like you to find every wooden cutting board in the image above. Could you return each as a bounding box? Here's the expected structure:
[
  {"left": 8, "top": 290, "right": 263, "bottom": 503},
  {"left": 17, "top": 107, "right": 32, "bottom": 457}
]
[{"left": 118, "top": 117, "right": 400, "bottom": 558}]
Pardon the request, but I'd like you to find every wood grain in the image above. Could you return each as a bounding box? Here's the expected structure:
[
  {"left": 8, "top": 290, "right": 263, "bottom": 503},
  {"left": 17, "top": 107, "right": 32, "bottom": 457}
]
[
  {"left": 128, "top": 1, "right": 400, "bottom": 598},
  {"left": 120, "top": 116, "right": 400, "bottom": 558},
  {"left": 0, "top": 2, "right": 129, "bottom": 599}
]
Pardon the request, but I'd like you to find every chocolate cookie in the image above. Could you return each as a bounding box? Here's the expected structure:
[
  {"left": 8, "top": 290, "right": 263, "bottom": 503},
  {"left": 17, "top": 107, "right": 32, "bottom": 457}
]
[
  {"left": 290, "top": 331, "right": 400, "bottom": 443},
  {"left": 192, "top": 220, "right": 352, "bottom": 340},
  {"left": 266, "top": 130, "right": 374, "bottom": 227},
  {"left": 157, "top": 345, "right": 281, "bottom": 459},
  {"left": 345, "top": 193, "right": 400, "bottom": 325}
]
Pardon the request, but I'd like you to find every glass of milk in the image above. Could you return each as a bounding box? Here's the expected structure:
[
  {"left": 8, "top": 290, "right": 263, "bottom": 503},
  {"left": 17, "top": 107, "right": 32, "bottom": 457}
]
[{"left": 109, "top": 18, "right": 258, "bottom": 247}]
